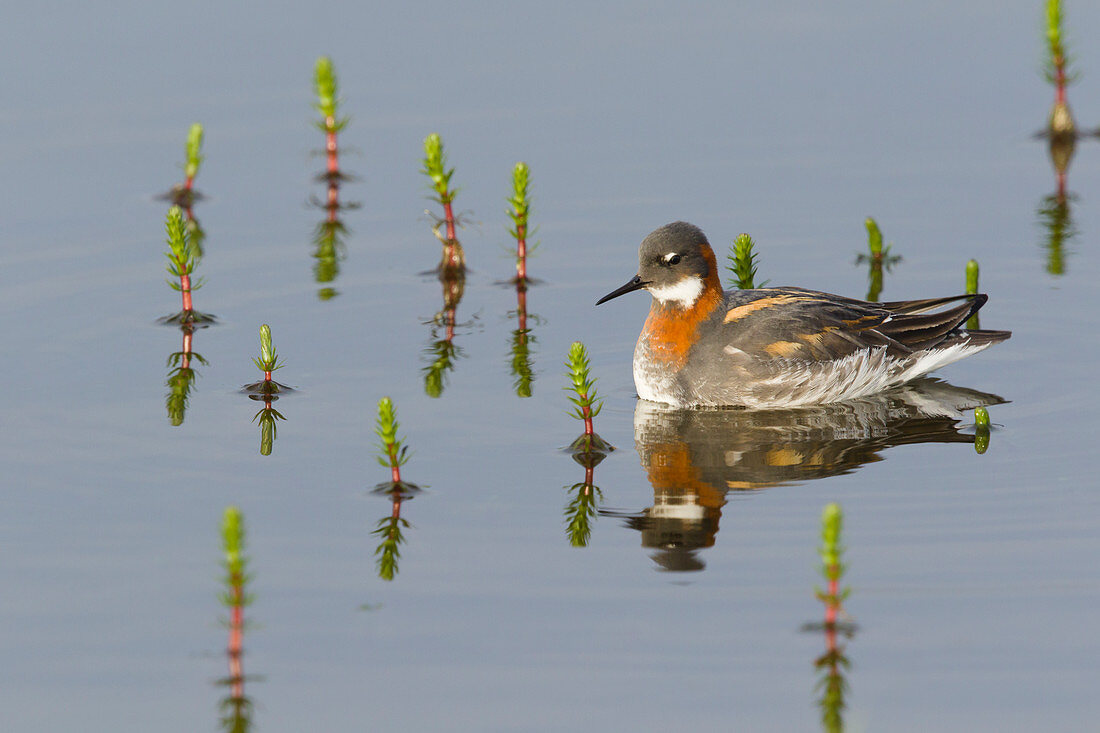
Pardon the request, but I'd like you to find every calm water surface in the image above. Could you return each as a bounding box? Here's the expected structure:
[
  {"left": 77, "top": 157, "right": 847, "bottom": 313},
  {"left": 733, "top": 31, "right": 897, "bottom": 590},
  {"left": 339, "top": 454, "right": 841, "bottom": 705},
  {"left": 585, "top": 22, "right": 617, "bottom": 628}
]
[{"left": 2, "top": 2, "right": 1099, "bottom": 731}]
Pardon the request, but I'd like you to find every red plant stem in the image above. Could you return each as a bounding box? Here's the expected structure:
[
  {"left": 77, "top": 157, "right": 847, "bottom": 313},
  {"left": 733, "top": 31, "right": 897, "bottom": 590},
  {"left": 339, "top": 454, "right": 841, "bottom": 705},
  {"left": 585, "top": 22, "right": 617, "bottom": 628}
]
[
  {"left": 228, "top": 577, "right": 244, "bottom": 698},
  {"left": 516, "top": 284, "right": 528, "bottom": 333},
  {"left": 325, "top": 117, "right": 339, "bottom": 174},
  {"left": 391, "top": 492, "right": 403, "bottom": 521},
  {"left": 824, "top": 623, "right": 837, "bottom": 663},
  {"left": 184, "top": 175, "right": 194, "bottom": 192},
  {"left": 580, "top": 400, "right": 594, "bottom": 437},
  {"left": 179, "top": 273, "right": 193, "bottom": 312},
  {"left": 584, "top": 462, "right": 594, "bottom": 487},
  {"left": 263, "top": 370, "right": 272, "bottom": 382},
  {"left": 1055, "top": 60, "right": 1067, "bottom": 106},
  {"left": 515, "top": 223, "right": 527, "bottom": 281},
  {"left": 181, "top": 328, "right": 193, "bottom": 369},
  {"left": 825, "top": 571, "right": 838, "bottom": 626},
  {"left": 442, "top": 201, "right": 456, "bottom": 241},
  {"left": 444, "top": 306, "right": 456, "bottom": 342},
  {"left": 327, "top": 180, "right": 339, "bottom": 216},
  {"left": 388, "top": 444, "right": 402, "bottom": 484}
]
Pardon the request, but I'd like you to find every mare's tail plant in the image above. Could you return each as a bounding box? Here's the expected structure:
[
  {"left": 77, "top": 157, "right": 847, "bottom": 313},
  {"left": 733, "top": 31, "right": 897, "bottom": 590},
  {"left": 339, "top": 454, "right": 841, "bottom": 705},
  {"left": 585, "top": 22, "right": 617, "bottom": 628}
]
[
  {"left": 815, "top": 503, "right": 850, "bottom": 627},
  {"left": 565, "top": 342, "right": 612, "bottom": 453},
  {"left": 218, "top": 506, "right": 254, "bottom": 730},
  {"left": 251, "top": 324, "right": 285, "bottom": 386},
  {"left": 810, "top": 503, "right": 854, "bottom": 733},
  {"left": 372, "top": 397, "right": 418, "bottom": 580},
  {"left": 245, "top": 322, "right": 292, "bottom": 434},
  {"left": 974, "top": 406, "right": 991, "bottom": 455},
  {"left": 314, "top": 56, "right": 349, "bottom": 179},
  {"left": 1044, "top": 0, "right": 1076, "bottom": 136},
  {"left": 422, "top": 133, "right": 465, "bottom": 273},
  {"left": 183, "top": 123, "right": 204, "bottom": 194},
  {"left": 726, "top": 233, "right": 761, "bottom": 290},
  {"left": 161, "top": 206, "right": 213, "bottom": 324},
  {"left": 375, "top": 397, "right": 410, "bottom": 486},
  {"left": 965, "top": 259, "right": 981, "bottom": 330},
  {"left": 857, "top": 217, "right": 901, "bottom": 302},
  {"left": 507, "top": 162, "right": 534, "bottom": 283}
]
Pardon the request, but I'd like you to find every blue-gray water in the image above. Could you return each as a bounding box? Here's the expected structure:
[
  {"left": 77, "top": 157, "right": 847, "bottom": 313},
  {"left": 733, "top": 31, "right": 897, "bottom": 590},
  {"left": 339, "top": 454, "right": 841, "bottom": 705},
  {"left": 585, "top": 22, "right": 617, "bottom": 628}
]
[{"left": 2, "top": 2, "right": 1099, "bottom": 730}]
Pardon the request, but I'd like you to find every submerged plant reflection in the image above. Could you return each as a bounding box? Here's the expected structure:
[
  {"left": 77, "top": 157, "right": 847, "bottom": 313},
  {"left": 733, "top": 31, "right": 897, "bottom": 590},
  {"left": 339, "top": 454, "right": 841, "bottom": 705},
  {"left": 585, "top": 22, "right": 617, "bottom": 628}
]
[
  {"left": 1036, "top": 175, "right": 1077, "bottom": 277},
  {"left": 508, "top": 281, "right": 539, "bottom": 398},
  {"left": 251, "top": 398, "right": 286, "bottom": 457},
  {"left": 604, "top": 379, "right": 1005, "bottom": 572},
  {"left": 422, "top": 271, "right": 472, "bottom": 398},
  {"left": 165, "top": 324, "right": 208, "bottom": 426}
]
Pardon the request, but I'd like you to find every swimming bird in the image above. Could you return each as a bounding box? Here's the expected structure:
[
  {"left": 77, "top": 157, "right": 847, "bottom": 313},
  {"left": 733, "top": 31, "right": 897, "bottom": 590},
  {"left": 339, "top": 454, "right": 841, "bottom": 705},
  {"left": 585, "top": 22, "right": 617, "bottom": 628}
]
[{"left": 596, "top": 221, "right": 1010, "bottom": 408}]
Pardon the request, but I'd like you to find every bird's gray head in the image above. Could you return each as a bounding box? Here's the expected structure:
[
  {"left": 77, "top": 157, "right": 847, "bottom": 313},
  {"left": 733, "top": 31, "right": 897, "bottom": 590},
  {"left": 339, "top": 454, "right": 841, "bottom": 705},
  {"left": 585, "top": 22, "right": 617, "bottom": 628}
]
[{"left": 596, "top": 221, "right": 718, "bottom": 307}]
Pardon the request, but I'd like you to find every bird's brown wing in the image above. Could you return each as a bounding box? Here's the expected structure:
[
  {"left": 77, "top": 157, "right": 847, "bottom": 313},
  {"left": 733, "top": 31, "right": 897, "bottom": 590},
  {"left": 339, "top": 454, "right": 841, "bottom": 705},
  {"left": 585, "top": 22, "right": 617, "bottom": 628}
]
[{"left": 718, "top": 288, "right": 990, "bottom": 361}]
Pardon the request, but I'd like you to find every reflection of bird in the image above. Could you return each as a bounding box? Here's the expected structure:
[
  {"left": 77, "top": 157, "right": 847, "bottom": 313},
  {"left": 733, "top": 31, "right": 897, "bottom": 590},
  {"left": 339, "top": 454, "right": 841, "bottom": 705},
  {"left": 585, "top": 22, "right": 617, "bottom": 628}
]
[
  {"left": 604, "top": 379, "right": 1005, "bottom": 572},
  {"left": 597, "top": 222, "right": 1010, "bottom": 408}
]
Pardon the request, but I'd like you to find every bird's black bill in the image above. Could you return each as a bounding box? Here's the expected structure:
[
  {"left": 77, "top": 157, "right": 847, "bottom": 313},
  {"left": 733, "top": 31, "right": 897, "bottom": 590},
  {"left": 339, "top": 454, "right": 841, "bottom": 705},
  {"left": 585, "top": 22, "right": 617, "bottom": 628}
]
[{"left": 596, "top": 275, "right": 648, "bottom": 305}]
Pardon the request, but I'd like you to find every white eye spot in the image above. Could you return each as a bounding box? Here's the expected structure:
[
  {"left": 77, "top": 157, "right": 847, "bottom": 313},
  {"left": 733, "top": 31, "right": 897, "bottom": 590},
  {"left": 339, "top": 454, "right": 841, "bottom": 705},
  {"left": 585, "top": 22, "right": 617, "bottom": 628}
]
[{"left": 664, "top": 252, "right": 682, "bottom": 265}]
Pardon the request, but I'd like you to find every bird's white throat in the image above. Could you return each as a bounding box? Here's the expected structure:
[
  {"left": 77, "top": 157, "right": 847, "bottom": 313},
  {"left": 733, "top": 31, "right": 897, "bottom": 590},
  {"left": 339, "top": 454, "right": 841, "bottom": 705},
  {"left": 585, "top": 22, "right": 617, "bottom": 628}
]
[{"left": 647, "top": 277, "right": 704, "bottom": 307}]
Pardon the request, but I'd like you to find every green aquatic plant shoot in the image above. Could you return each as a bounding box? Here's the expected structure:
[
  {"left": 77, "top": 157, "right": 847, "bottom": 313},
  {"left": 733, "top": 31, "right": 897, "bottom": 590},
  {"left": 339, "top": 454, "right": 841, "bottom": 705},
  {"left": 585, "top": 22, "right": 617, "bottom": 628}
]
[
  {"left": 422, "top": 134, "right": 464, "bottom": 273},
  {"left": 974, "top": 406, "right": 991, "bottom": 454},
  {"left": 1044, "top": 0, "right": 1076, "bottom": 136},
  {"left": 726, "top": 233, "right": 760, "bottom": 290},
  {"left": 184, "top": 122, "right": 204, "bottom": 190},
  {"left": 508, "top": 162, "right": 533, "bottom": 283},
  {"left": 857, "top": 217, "right": 901, "bottom": 302},
  {"left": 372, "top": 397, "right": 416, "bottom": 581},
  {"left": 314, "top": 56, "right": 349, "bottom": 175},
  {"left": 219, "top": 506, "right": 253, "bottom": 731},
  {"left": 252, "top": 324, "right": 284, "bottom": 382},
  {"left": 865, "top": 218, "right": 887, "bottom": 260},
  {"left": 974, "top": 406, "right": 990, "bottom": 429},
  {"left": 815, "top": 502, "right": 850, "bottom": 627},
  {"left": 564, "top": 342, "right": 613, "bottom": 454},
  {"left": 965, "top": 259, "right": 979, "bottom": 295},
  {"left": 221, "top": 506, "right": 250, "bottom": 601},
  {"left": 422, "top": 133, "right": 456, "bottom": 208},
  {"left": 375, "top": 397, "right": 410, "bottom": 485},
  {"left": 566, "top": 342, "right": 603, "bottom": 438},
  {"left": 966, "top": 259, "right": 980, "bottom": 329},
  {"left": 164, "top": 205, "right": 203, "bottom": 316}
]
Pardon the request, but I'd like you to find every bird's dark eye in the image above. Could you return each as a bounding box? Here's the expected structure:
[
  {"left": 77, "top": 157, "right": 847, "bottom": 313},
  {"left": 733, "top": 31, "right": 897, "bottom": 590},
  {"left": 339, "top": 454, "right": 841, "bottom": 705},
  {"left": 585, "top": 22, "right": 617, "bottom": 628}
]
[{"left": 668, "top": 254, "right": 682, "bottom": 265}]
